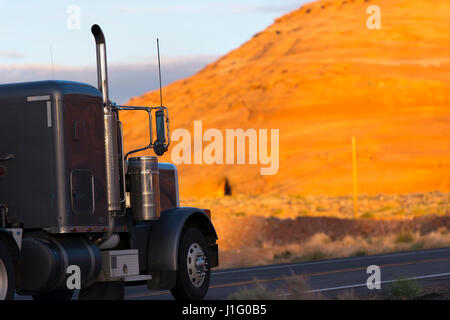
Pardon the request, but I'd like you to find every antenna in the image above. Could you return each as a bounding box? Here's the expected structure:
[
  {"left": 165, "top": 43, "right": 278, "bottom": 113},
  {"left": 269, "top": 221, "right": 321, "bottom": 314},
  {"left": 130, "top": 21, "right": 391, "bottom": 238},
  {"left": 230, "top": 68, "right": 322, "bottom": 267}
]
[
  {"left": 157, "top": 38, "right": 163, "bottom": 107},
  {"left": 50, "top": 45, "right": 55, "bottom": 80}
]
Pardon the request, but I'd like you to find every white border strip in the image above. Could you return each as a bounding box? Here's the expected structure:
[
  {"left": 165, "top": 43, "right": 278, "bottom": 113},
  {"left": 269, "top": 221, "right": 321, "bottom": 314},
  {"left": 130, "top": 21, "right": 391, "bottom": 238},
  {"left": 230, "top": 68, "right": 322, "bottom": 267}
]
[
  {"left": 27, "top": 95, "right": 50, "bottom": 102},
  {"left": 46, "top": 101, "right": 52, "bottom": 127}
]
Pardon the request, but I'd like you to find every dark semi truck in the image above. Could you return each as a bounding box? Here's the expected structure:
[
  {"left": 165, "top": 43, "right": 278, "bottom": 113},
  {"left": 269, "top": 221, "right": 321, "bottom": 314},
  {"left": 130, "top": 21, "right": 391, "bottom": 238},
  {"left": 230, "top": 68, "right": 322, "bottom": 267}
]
[{"left": 0, "top": 25, "right": 218, "bottom": 300}]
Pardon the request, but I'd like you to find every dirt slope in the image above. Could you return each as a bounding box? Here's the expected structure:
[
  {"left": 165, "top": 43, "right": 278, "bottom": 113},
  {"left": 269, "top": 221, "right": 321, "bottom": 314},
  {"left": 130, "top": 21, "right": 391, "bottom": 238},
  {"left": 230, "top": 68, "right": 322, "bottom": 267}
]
[{"left": 122, "top": 0, "right": 450, "bottom": 197}]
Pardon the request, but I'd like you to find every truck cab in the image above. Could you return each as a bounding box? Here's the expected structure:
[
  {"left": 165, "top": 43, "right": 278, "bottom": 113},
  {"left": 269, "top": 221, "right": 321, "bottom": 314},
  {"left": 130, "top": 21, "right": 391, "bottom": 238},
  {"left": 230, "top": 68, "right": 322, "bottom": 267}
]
[{"left": 0, "top": 25, "right": 218, "bottom": 300}]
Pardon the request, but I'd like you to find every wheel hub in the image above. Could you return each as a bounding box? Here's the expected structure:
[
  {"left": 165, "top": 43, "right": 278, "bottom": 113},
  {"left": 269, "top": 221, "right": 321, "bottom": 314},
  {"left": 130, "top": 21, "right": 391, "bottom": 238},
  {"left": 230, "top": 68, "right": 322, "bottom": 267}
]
[{"left": 187, "top": 242, "right": 208, "bottom": 287}]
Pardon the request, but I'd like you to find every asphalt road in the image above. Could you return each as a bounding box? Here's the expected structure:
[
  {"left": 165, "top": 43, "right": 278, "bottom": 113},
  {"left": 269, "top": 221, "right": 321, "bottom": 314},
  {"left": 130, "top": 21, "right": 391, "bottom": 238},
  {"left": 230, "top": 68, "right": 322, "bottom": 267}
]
[
  {"left": 15, "top": 247, "right": 450, "bottom": 300},
  {"left": 124, "top": 247, "right": 450, "bottom": 300}
]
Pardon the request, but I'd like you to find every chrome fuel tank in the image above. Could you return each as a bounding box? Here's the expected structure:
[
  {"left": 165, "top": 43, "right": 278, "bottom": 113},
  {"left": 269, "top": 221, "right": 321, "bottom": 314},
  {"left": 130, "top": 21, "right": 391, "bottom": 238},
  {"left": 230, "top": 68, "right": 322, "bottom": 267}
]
[{"left": 127, "top": 156, "right": 160, "bottom": 220}]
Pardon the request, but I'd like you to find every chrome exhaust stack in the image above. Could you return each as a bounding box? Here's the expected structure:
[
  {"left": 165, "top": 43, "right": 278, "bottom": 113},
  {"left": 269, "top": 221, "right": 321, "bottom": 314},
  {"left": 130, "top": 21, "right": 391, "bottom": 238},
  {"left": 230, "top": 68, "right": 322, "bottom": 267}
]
[
  {"left": 91, "top": 24, "right": 110, "bottom": 107},
  {"left": 91, "top": 25, "right": 121, "bottom": 243}
]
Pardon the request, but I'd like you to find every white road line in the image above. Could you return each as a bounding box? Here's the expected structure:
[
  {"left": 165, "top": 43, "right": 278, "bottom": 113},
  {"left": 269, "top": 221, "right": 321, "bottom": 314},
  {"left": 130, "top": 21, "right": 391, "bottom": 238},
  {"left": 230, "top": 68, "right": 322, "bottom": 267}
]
[
  {"left": 309, "top": 272, "right": 450, "bottom": 293},
  {"left": 213, "top": 247, "right": 450, "bottom": 276}
]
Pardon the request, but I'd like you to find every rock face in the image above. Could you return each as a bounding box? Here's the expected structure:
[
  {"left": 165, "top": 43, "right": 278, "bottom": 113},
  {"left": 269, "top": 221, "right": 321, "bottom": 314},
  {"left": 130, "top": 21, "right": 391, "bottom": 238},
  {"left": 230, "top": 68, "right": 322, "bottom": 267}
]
[{"left": 122, "top": 0, "right": 450, "bottom": 197}]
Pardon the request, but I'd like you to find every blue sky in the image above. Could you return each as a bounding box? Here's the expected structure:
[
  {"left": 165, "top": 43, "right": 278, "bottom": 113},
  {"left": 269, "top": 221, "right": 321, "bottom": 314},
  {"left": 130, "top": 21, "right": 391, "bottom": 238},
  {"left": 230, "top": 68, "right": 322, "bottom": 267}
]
[{"left": 0, "top": 0, "right": 307, "bottom": 102}]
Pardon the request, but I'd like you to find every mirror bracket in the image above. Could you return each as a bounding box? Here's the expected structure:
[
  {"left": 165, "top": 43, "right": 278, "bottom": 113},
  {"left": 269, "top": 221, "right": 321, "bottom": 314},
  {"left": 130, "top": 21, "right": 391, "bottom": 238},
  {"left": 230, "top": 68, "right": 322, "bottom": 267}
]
[{"left": 113, "top": 104, "right": 170, "bottom": 159}]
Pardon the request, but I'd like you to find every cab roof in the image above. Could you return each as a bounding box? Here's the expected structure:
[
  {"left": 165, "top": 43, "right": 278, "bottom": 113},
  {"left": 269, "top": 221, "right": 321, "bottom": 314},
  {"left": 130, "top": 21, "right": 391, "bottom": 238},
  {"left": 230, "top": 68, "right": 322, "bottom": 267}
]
[{"left": 0, "top": 80, "right": 102, "bottom": 103}]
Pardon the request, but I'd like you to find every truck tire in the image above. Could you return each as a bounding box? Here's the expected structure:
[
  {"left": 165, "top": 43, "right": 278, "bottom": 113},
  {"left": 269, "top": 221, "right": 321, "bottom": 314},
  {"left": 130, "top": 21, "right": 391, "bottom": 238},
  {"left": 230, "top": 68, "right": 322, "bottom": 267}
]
[
  {"left": 170, "top": 227, "right": 210, "bottom": 300},
  {"left": 0, "top": 241, "right": 15, "bottom": 300}
]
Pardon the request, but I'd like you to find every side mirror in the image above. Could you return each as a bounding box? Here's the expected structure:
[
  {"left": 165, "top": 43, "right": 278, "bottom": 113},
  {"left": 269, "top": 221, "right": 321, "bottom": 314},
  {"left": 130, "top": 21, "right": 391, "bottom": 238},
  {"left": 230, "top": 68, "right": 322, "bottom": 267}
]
[{"left": 153, "top": 109, "right": 166, "bottom": 156}]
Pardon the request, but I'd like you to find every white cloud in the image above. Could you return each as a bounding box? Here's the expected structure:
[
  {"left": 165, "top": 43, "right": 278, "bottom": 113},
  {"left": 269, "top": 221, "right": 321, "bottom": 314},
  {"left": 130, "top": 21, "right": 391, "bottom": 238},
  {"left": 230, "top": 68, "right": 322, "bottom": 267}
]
[
  {"left": 115, "top": 4, "right": 190, "bottom": 14},
  {"left": 115, "top": 1, "right": 301, "bottom": 15},
  {"left": 0, "top": 51, "right": 24, "bottom": 59},
  {"left": 227, "top": 2, "right": 301, "bottom": 14}
]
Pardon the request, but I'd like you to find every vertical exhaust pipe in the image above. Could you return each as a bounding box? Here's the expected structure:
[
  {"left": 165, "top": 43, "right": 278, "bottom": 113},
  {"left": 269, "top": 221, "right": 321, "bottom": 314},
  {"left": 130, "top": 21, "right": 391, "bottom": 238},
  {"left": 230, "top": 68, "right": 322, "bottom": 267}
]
[
  {"left": 91, "top": 25, "right": 121, "bottom": 242},
  {"left": 91, "top": 24, "right": 110, "bottom": 107}
]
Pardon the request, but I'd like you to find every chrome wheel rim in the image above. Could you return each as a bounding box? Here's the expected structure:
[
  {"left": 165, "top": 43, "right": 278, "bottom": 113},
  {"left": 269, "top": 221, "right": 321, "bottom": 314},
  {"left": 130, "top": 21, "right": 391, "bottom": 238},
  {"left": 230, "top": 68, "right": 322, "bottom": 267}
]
[
  {"left": 0, "top": 258, "right": 8, "bottom": 300},
  {"left": 186, "top": 242, "right": 207, "bottom": 288}
]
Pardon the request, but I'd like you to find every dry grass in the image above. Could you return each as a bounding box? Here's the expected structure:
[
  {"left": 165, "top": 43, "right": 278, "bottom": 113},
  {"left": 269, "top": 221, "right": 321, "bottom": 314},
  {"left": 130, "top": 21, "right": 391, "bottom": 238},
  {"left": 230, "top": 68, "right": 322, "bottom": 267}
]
[
  {"left": 278, "top": 273, "right": 325, "bottom": 300},
  {"left": 228, "top": 280, "right": 277, "bottom": 300},
  {"left": 183, "top": 192, "right": 449, "bottom": 220},
  {"left": 228, "top": 274, "right": 324, "bottom": 300},
  {"left": 336, "top": 289, "right": 361, "bottom": 300},
  {"left": 218, "top": 229, "right": 450, "bottom": 269}
]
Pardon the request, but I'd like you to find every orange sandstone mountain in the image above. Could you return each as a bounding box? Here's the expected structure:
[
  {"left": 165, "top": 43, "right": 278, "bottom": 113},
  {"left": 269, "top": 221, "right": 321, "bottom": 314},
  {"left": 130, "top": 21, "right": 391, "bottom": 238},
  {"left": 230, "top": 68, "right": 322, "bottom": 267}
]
[{"left": 122, "top": 0, "right": 450, "bottom": 198}]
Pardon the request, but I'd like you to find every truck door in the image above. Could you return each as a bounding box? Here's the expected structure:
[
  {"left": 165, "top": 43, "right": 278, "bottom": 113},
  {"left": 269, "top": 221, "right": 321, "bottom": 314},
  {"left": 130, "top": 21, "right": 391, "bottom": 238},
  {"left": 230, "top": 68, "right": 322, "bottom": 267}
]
[{"left": 0, "top": 100, "right": 54, "bottom": 227}]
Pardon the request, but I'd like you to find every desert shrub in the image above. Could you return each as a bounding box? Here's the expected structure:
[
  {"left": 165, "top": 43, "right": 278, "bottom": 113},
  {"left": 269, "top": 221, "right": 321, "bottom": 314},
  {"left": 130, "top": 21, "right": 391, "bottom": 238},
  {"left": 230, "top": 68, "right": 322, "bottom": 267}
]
[
  {"left": 300, "top": 250, "right": 328, "bottom": 261},
  {"left": 388, "top": 278, "right": 422, "bottom": 300},
  {"left": 410, "top": 242, "right": 424, "bottom": 250},
  {"left": 280, "top": 274, "right": 324, "bottom": 300},
  {"left": 394, "top": 232, "right": 414, "bottom": 244},
  {"left": 360, "top": 212, "right": 373, "bottom": 219},
  {"left": 271, "top": 208, "right": 284, "bottom": 216},
  {"left": 336, "top": 289, "right": 360, "bottom": 300},
  {"left": 228, "top": 281, "right": 276, "bottom": 300},
  {"left": 228, "top": 274, "right": 326, "bottom": 300},
  {"left": 274, "top": 250, "right": 292, "bottom": 260},
  {"left": 353, "top": 249, "right": 367, "bottom": 257}
]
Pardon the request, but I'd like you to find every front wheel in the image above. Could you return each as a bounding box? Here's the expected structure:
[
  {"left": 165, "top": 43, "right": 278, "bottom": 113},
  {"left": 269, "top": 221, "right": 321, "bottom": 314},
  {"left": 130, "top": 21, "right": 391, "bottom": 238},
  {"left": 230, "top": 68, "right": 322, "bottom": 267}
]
[
  {"left": 0, "top": 241, "right": 16, "bottom": 300},
  {"left": 171, "top": 228, "right": 210, "bottom": 300}
]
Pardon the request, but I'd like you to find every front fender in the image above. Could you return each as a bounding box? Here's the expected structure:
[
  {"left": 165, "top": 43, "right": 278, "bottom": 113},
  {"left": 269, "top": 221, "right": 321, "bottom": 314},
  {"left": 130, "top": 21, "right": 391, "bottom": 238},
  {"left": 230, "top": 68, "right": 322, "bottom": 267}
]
[
  {"left": 0, "top": 228, "right": 20, "bottom": 255},
  {"left": 148, "top": 207, "right": 218, "bottom": 273}
]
